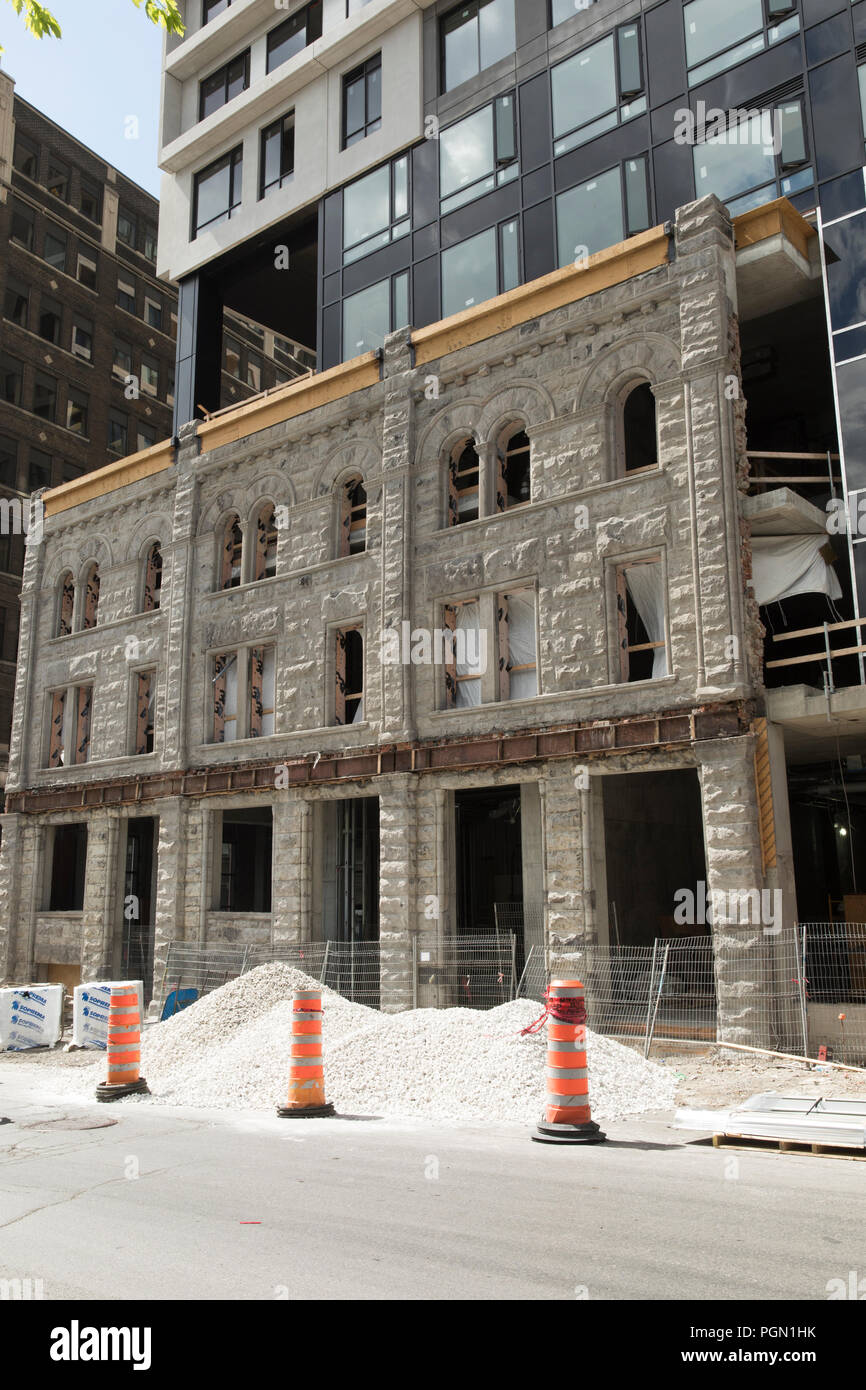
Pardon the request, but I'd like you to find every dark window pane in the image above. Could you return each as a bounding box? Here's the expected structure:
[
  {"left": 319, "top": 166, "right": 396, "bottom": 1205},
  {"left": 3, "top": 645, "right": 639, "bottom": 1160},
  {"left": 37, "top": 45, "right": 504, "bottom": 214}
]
[
  {"left": 823, "top": 211, "right": 866, "bottom": 333},
  {"left": 13, "top": 134, "right": 38, "bottom": 178},
  {"left": 343, "top": 278, "right": 390, "bottom": 356},
  {"left": 200, "top": 70, "right": 225, "bottom": 119},
  {"left": 556, "top": 166, "right": 623, "bottom": 267},
  {"left": 443, "top": 4, "right": 479, "bottom": 90},
  {"left": 625, "top": 155, "right": 650, "bottom": 234},
  {"left": 28, "top": 451, "right": 51, "bottom": 490},
  {"left": 1, "top": 356, "right": 23, "bottom": 407},
  {"left": 0, "top": 436, "right": 17, "bottom": 487},
  {"left": 33, "top": 373, "right": 57, "bottom": 421},
  {"left": 779, "top": 100, "right": 806, "bottom": 168},
  {"left": 442, "top": 227, "right": 497, "bottom": 316},
  {"left": 618, "top": 22, "right": 642, "bottom": 97},
  {"left": 4, "top": 282, "right": 28, "bottom": 327},
  {"left": 39, "top": 297, "right": 62, "bottom": 345},
  {"left": 683, "top": 0, "right": 763, "bottom": 70},
  {"left": 44, "top": 229, "right": 67, "bottom": 271},
  {"left": 11, "top": 202, "right": 34, "bottom": 250},
  {"left": 552, "top": 35, "right": 616, "bottom": 144}
]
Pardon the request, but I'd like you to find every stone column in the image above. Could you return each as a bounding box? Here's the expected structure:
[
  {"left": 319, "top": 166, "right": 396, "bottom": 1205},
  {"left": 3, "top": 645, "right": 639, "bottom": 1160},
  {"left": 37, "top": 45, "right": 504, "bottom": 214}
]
[
  {"left": 543, "top": 763, "right": 587, "bottom": 949},
  {"left": 272, "top": 794, "right": 311, "bottom": 948},
  {"left": 80, "top": 811, "right": 113, "bottom": 982},
  {"left": 378, "top": 331, "right": 416, "bottom": 743},
  {"left": 378, "top": 775, "right": 416, "bottom": 1012},
  {"left": 151, "top": 797, "right": 186, "bottom": 1013},
  {"left": 161, "top": 425, "right": 200, "bottom": 770},
  {"left": 0, "top": 813, "right": 23, "bottom": 982},
  {"left": 697, "top": 735, "right": 774, "bottom": 1046}
]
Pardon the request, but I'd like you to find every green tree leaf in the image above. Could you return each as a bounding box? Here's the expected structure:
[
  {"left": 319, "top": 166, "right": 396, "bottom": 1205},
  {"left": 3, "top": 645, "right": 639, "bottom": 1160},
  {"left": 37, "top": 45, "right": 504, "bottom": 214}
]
[{"left": 2, "top": 0, "right": 184, "bottom": 50}]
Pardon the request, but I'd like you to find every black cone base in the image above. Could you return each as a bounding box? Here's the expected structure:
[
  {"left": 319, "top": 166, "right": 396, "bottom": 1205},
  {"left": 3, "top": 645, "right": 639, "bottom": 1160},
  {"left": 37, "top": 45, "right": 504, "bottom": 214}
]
[
  {"left": 532, "top": 1117, "right": 606, "bottom": 1145},
  {"left": 276, "top": 1103, "right": 336, "bottom": 1119},
  {"left": 95, "top": 1077, "right": 150, "bottom": 1103}
]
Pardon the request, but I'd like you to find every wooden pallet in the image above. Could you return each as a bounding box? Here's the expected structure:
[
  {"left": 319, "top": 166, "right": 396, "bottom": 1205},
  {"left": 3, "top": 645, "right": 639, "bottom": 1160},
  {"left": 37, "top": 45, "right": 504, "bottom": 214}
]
[{"left": 713, "top": 1133, "right": 866, "bottom": 1162}]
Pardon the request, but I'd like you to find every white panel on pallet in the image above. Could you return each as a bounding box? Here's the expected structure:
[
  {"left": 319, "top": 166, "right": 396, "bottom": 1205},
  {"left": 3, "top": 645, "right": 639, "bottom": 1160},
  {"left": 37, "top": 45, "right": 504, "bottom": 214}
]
[
  {"left": 72, "top": 981, "right": 145, "bottom": 1049},
  {"left": 0, "top": 984, "right": 64, "bottom": 1050}
]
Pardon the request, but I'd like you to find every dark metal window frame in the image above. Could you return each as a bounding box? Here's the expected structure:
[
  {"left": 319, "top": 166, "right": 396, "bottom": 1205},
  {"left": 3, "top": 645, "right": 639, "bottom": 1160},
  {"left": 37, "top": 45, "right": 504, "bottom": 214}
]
[
  {"left": 343, "top": 152, "right": 411, "bottom": 263},
  {"left": 551, "top": 21, "right": 646, "bottom": 158},
  {"left": 342, "top": 52, "right": 382, "bottom": 148},
  {"left": 684, "top": 0, "right": 799, "bottom": 88},
  {"left": 259, "top": 112, "right": 296, "bottom": 199},
  {"left": 192, "top": 145, "right": 244, "bottom": 238},
  {"left": 439, "top": 0, "right": 515, "bottom": 95},
  {"left": 199, "top": 48, "right": 251, "bottom": 123},
  {"left": 439, "top": 92, "right": 518, "bottom": 215},
  {"left": 554, "top": 155, "right": 651, "bottom": 268},
  {"left": 440, "top": 215, "right": 522, "bottom": 319},
  {"left": 203, "top": 0, "right": 231, "bottom": 26},
  {"left": 266, "top": 1, "right": 322, "bottom": 74},
  {"left": 691, "top": 93, "right": 812, "bottom": 215}
]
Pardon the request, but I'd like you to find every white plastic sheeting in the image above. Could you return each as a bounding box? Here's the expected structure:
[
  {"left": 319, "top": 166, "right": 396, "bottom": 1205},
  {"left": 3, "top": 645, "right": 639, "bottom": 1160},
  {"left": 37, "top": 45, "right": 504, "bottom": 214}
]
[
  {"left": 456, "top": 602, "right": 483, "bottom": 707},
  {"left": 506, "top": 592, "right": 538, "bottom": 699},
  {"left": 751, "top": 535, "right": 843, "bottom": 606},
  {"left": 0, "top": 984, "right": 63, "bottom": 1050},
  {"left": 626, "top": 563, "right": 668, "bottom": 678}
]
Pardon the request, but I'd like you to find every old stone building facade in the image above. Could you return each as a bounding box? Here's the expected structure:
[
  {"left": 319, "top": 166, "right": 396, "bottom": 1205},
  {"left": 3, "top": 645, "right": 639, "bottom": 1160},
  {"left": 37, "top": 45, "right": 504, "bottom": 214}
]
[{"left": 0, "top": 194, "right": 807, "bottom": 1038}]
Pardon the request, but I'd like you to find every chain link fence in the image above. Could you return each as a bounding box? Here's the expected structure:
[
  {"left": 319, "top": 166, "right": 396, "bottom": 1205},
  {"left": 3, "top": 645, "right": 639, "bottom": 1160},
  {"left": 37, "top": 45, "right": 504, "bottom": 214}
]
[{"left": 155, "top": 925, "right": 866, "bottom": 1063}]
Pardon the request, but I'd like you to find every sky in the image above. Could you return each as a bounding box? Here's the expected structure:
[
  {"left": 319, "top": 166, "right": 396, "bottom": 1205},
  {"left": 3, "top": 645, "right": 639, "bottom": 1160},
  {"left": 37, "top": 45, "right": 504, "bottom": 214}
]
[{"left": 0, "top": 0, "right": 166, "bottom": 195}]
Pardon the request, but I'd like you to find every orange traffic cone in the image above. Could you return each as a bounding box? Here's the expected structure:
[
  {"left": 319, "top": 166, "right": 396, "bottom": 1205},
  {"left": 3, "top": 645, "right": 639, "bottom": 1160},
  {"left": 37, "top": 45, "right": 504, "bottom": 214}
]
[
  {"left": 95, "top": 983, "right": 150, "bottom": 1102},
  {"left": 532, "top": 979, "right": 605, "bottom": 1144},
  {"left": 276, "top": 988, "right": 335, "bottom": 1118}
]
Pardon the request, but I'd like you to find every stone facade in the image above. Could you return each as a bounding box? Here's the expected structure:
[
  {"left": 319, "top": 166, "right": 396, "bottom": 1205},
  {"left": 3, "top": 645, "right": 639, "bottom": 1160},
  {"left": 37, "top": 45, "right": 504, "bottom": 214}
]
[{"left": 0, "top": 196, "right": 796, "bottom": 1036}]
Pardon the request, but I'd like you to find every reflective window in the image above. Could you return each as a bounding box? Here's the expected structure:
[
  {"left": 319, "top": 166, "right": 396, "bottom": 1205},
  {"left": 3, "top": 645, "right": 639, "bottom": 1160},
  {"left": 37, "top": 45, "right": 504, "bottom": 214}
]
[
  {"left": 440, "top": 96, "right": 517, "bottom": 214},
  {"left": 441, "top": 0, "right": 515, "bottom": 93},
  {"left": 203, "top": 0, "right": 231, "bottom": 22},
  {"left": 44, "top": 226, "right": 67, "bottom": 272},
  {"left": 342, "top": 273, "right": 409, "bottom": 358},
  {"left": 683, "top": 0, "right": 799, "bottom": 87},
  {"left": 442, "top": 227, "right": 497, "bottom": 317},
  {"left": 551, "top": 26, "right": 645, "bottom": 157},
  {"left": 117, "top": 209, "right": 137, "bottom": 247},
  {"left": 343, "top": 53, "right": 382, "bottom": 147},
  {"left": 343, "top": 279, "right": 390, "bottom": 356},
  {"left": 859, "top": 63, "right": 866, "bottom": 151},
  {"left": 556, "top": 158, "right": 650, "bottom": 268},
  {"left": 199, "top": 51, "right": 250, "bottom": 121},
  {"left": 267, "top": 2, "right": 321, "bottom": 72},
  {"left": 260, "top": 113, "right": 295, "bottom": 198},
  {"left": 692, "top": 103, "right": 810, "bottom": 216},
  {"left": 344, "top": 156, "right": 410, "bottom": 263},
  {"left": 193, "top": 147, "right": 243, "bottom": 237}
]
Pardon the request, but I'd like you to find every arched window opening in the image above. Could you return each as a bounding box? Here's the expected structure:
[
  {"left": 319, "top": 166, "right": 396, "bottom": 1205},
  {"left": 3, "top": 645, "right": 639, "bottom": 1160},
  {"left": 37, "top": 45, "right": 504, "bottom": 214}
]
[
  {"left": 340, "top": 477, "right": 367, "bottom": 557},
  {"left": 448, "top": 439, "right": 480, "bottom": 525},
  {"left": 623, "top": 383, "right": 657, "bottom": 473},
  {"left": 83, "top": 564, "right": 100, "bottom": 630},
  {"left": 58, "top": 573, "right": 74, "bottom": 637},
  {"left": 496, "top": 428, "right": 531, "bottom": 510},
  {"left": 220, "top": 515, "right": 243, "bottom": 589},
  {"left": 254, "top": 505, "right": 278, "bottom": 581},
  {"left": 143, "top": 542, "right": 162, "bottom": 612}
]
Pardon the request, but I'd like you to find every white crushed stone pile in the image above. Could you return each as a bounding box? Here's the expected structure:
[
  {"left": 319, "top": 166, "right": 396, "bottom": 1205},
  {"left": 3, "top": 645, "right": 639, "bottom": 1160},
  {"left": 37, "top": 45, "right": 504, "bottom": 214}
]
[{"left": 71, "top": 964, "right": 677, "bottom": 1122}]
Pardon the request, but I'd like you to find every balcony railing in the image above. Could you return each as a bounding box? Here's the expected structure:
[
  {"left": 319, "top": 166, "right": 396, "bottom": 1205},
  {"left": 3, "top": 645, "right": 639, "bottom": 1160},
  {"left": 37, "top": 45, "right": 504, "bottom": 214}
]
[{"left": 747, "top": 449, "right": 841, "bottom": 496}]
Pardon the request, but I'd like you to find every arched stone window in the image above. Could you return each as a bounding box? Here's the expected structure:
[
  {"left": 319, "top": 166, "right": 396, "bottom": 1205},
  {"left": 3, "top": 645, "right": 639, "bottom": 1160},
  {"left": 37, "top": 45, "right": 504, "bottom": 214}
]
[
  {"left": 143, "top": 541, "right": 162, "bottom": 612},
  {"left": 253, "top": 504, "right": 278, "bottom": 581},
  {"left": 447, "top": 438, "right": 480, "bottom": 526},
  {"left": 622, "top": 382, "right": 658, "bottom": 473},
  {"left": 220, "top": 515, "right": 243, "bottom": 589},
  {"left": 83, "top": 563, "right": 100, "bottom": 630},
  {"left": 339, "top": 477, "right": 367, "bottom": 557},
  {"left": 57, "top": 572, "right": 74, "bottom": 637},
  {"left": 495, "top": 426, "right": 531, "bottom": 511}
]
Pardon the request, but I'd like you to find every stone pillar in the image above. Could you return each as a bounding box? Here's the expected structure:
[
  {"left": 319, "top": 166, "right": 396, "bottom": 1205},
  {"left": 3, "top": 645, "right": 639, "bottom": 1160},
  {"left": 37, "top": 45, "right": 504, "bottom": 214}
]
[
  {"left": 543, "top": 763, "right": 587, "bottom": 948},
  {"left": 151, "top": 797, "right": 186, "bottom": 1013},
  {"left": 80, "top": 812, "right": 113, "bottom": 982},
  {"left": 378, "top": 331, "right": 416, "bottom": 743},
  {"left": 0, "top": 812, "right": 23, "bottom": 983},
  {"left": 161, "top": 427, "right": 200, "bottom": 771},
  {"left": 698, "top": 735, "right": 773, "bottom": 1046},
  {"left": 272, "top": 794, "right": 311, "bottom": 948},
  {"left": 378, "top": 775, "right": 416, "bottom": 1012}
]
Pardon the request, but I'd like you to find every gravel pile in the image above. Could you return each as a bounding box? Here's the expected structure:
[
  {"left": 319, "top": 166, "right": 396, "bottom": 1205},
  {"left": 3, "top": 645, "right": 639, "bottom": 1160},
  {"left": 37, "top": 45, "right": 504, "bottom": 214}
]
[{"left": 72, "top": 964, "right": 677, "bottom": 1122}]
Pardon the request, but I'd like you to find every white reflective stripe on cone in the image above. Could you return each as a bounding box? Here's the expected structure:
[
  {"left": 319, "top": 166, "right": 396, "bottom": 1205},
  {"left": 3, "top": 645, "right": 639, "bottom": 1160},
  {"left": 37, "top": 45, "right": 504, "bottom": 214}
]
[
  {"left": 293, "top": 1011, "right": 322, "bottom": 1022},
  {"left": 545, "top": 1067, "right": 588, "bottom": 1080}
]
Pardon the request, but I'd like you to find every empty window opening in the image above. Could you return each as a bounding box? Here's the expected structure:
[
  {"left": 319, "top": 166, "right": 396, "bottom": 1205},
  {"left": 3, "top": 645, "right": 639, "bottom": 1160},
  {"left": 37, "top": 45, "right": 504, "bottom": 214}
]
[
  {"left": 623, "top": 383, "right": 657, "bottom": 473},
  {"left": 497, "top": 428, "right": 531, "bottom": 509},
  {"left": 221, "top": 515, "right": 243, "bottom": 588},
  {"left": 249, "top": 646, "right": 275, "bottom": 737},
  {"left": 455, "top": 785, "right": 523, "bottom": 939},
  {"left": 448, "top": 439, "right": 480, "bottom": 525},
  {"left": 48, "top": 824, "right": 87, "bottom": 911},
  {"left": 83, "top": 564, "right": 100, "bottom": 629},
  {"left": 318, "top": 797, "right": 380, "bottom": 946},
  {"left": 122, "top": 818, "right": 156, "bottom": 1003},
  {"left": 602, "top": 770, "right": 708, "bottom": 950},
  {"left": 335, "top": 627, "right": 364, "bottom": 724},
  {"left": 340, "top": 477, "right": 367, "bottom": 556},
  {"left": 48, "top": 686, "right": 91, "bottom": 767},
  {"left": 213, "top": 651, "right": 238, "bottom": 742},
  {"left": 219, "top": 808, "right": 272, "bottom": 913},
  {"left": 143, "top": 542, "right": 162, "bottom": 611},
  {"left": 135, "top": 671, "right": 156, "bottom": 755},
  {"left": 58, "top": 573, "right": 74, "bottom": 636},
  {"left": 616, "top": 560, "right": 667, "bottom": 681},
  {"left": 254, "top": 505, "right": 278, "bottom": 581}
]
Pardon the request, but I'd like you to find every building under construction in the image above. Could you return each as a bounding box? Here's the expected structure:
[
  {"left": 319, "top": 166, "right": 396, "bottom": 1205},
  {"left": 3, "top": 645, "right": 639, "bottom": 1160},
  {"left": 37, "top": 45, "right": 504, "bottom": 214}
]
[{"left": 1, "top": 1, "right": 866, "bottom": 1049}]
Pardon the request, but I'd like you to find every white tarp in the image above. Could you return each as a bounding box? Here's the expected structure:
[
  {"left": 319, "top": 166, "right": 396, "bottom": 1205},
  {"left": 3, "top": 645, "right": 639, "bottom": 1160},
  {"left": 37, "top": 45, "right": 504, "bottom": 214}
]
[
  {"left": 0, "top": 984, "right": 63, "bottom": 1051},
  {"left": 72, "top": 980, "right": 145, "bottom": 1049},
  {"left": 506, "top": 592, "right": 538, "bottom": 700},
  {"left": 751, "top": 535, "right": 843, "bottom": 606},
  {"left": 626, "top": 564, "right": 669, "bottom": 678},
  {"left": 456, "top": 602, "right": 483, "bottom": 707}
]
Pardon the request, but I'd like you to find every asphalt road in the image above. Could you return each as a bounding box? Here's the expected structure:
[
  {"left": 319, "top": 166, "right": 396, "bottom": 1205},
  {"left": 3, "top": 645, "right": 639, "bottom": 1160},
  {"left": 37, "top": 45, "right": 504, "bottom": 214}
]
[{"left": 0, "top": 1067, "right": 864, "bottom": 1301}]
